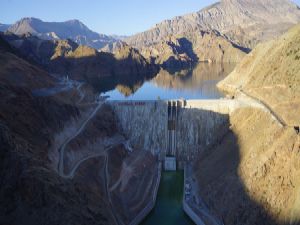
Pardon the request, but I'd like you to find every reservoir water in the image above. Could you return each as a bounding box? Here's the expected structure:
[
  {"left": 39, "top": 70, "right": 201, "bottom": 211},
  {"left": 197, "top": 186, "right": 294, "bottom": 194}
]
[
  {"left": 141, "top": 171, "right": 194, "bottom": 225},
  {"left": 100, "top": 63, "right": 235, "bottom": 100}
]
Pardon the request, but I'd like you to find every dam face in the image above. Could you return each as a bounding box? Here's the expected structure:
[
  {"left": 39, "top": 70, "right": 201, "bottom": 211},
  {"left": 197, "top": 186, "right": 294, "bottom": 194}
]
[{"left": 109, "top": 100, "right": 233, "bottom": 168}]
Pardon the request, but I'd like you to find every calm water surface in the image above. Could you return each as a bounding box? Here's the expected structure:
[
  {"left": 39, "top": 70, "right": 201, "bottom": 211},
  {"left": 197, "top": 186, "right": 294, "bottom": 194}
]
[
  {"left": 141, "top": 171, "right": 194, "bottom": 225},
  {"left": 101, "top": 63, "right": 235, "bottom": 100}
]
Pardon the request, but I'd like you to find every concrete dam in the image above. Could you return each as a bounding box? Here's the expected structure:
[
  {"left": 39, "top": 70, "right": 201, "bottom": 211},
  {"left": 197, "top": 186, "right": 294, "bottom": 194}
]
[
  {"left": 108, "top": 97, "right": 266, "bottom": 225},
  {"left": 109, "top": 99, "right": 243, "bottom": 169}
]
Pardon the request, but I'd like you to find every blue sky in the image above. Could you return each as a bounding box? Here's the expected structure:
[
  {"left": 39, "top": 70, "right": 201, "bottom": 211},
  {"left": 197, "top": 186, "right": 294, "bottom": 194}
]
[{"left": 1, "top": 0, "right": 300, "bottom": 35}]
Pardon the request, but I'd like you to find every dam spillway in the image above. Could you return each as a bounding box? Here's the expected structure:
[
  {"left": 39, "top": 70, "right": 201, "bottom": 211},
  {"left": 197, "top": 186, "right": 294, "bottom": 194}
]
[{"left": 109, "top": 99, "right": 236, "bottom": 168}]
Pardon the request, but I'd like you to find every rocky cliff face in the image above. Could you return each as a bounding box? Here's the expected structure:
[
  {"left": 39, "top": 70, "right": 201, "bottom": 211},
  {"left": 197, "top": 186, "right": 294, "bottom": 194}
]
[
  {"left": 125, "top": 0, "right": 300, "bottom": 65},
  {"left": 7, "top": 17, "right": 118, "bottom": 49}
]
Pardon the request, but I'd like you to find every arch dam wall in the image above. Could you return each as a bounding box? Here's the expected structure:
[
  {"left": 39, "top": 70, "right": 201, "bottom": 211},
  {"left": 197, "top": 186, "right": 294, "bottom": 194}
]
[{"left": 108, "top": 99, "right": 248, "bottom": 166}]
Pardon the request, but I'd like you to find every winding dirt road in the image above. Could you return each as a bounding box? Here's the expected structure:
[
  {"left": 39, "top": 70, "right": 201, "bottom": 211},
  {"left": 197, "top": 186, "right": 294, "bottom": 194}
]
[{"left": 57, "top": 101, "right": 104, "bottom": 176}]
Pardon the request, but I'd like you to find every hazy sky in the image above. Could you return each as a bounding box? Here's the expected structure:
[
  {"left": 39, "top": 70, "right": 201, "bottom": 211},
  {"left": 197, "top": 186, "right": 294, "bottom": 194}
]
[{"left": 1, "top": 0, "right": 300, "bottom": 35}]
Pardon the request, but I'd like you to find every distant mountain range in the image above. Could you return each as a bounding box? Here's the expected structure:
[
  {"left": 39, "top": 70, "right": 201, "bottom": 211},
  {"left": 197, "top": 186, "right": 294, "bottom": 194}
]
[
  {"left": 0, "top": 23, "right": 10, "bottom": 32},
  {"left": 4, "top": 18, "right": 122, "bottom": 49}
]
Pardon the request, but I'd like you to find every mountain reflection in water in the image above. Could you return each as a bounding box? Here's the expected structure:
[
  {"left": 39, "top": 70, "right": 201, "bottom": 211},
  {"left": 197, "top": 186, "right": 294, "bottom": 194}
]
[{"left": 99, "top": 63, "right": 235, "bottom": 100}]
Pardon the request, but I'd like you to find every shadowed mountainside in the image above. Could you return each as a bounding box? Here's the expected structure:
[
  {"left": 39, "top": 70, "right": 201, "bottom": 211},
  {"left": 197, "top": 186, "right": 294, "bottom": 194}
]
[
  {"left": 0, "top": 36, "right": 160, "bottom": 225},
  {"left": 194, "top": 107, "right": 300, "bottom": 225},
  {"left": 1, "top": 32, "right": 158, "bottom": 83},
  {"left": 0, "top": 37, "right": 118, "bottom": 225}
]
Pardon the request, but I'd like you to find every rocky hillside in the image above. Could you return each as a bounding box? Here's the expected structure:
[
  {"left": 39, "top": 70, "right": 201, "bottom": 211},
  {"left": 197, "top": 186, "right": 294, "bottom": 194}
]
[
  {"left": 127, "top": 0, "right": 300, "bottom": 49},
  {"left": 139, "top": 30, "right": 246, "bottom": 66},
  {"left": 218, "top": 24, "right": 300, "bottom": 126},
  {"left": 0, "top": 37, "right": 117, "bottom": 224},
  {"left": 7, "top": 17, "right": 118, "bottom": 49},
  {"left": 0, "top": 36, "right": 159, "bottom": 225},
  {"left": 125, "top": 0, "right": 300, "bottom": 65},
  {"left": 1, "top": 32, "right": 157, "bottom": 82},
  {"left": 0, "top": 35, "right": 55, "bottom": 89}
]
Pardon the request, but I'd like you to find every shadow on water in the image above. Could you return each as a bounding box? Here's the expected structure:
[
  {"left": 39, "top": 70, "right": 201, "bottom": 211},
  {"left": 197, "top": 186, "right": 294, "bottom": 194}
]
[{"left": 141, "top": 171, "right": 194, "bottom": 225}]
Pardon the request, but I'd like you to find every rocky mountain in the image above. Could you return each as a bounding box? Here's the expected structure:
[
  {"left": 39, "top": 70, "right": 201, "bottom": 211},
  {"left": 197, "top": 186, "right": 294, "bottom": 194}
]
[
  {"left": 100, "top": 40, "right": 129, "bottom": 54},
  {"left": 127, "top": 0, "right": 300, "bottom": 49},
  {"left": 1, "top": 32, "right": 158, "bottom": 82},
  {"left": 139, "top": 30, "right": 246, "bottom": 67},
  {"left": 125, "top": 0, "right": 300, "bottom": 65},
  {"left": 0, "top": 23, "right": 10, "bottom": 32},
  {"left": 7, "top": 17, "right": 118, "bottom": 49},
  {"left": 218, "top": 24, "right": 300, "bottom": 126}
]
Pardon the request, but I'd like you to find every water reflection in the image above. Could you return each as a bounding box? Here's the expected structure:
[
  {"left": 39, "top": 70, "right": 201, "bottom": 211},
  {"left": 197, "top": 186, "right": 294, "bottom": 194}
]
[{"left": 100, "top": 63, "right": 235, "bottom": 100}]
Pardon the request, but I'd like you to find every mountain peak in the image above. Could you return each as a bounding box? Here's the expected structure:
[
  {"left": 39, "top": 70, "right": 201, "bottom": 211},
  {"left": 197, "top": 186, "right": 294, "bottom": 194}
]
[
  {"left": 7, "top": 18, "right": 117, "bottom": 49},
  {"left": 19, "top": 17, "right": 42, "bottom": 23},
  {"left": 65, "top": 19, "right": 84, "bottom": 26}
]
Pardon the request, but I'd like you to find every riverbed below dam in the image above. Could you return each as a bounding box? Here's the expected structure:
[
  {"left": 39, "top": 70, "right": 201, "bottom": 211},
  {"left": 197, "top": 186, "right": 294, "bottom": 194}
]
[{"left": 141, "top": 171, "right": 194, "bottom": 225}]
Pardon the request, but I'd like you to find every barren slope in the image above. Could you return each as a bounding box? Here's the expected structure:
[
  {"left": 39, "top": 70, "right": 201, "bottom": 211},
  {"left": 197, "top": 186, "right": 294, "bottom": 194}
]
[{"left": 218, "top": 24, "right": 300, "bottom": 126}]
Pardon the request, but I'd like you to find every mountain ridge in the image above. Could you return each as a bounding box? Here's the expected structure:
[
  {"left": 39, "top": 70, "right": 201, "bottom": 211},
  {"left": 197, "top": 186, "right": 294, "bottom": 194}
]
[
  {"left": 7, "top": 17, "right": 119, "bottom": 49},
  {"left": 126, "top": 0, "right": 300, "bottom": 48}
]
